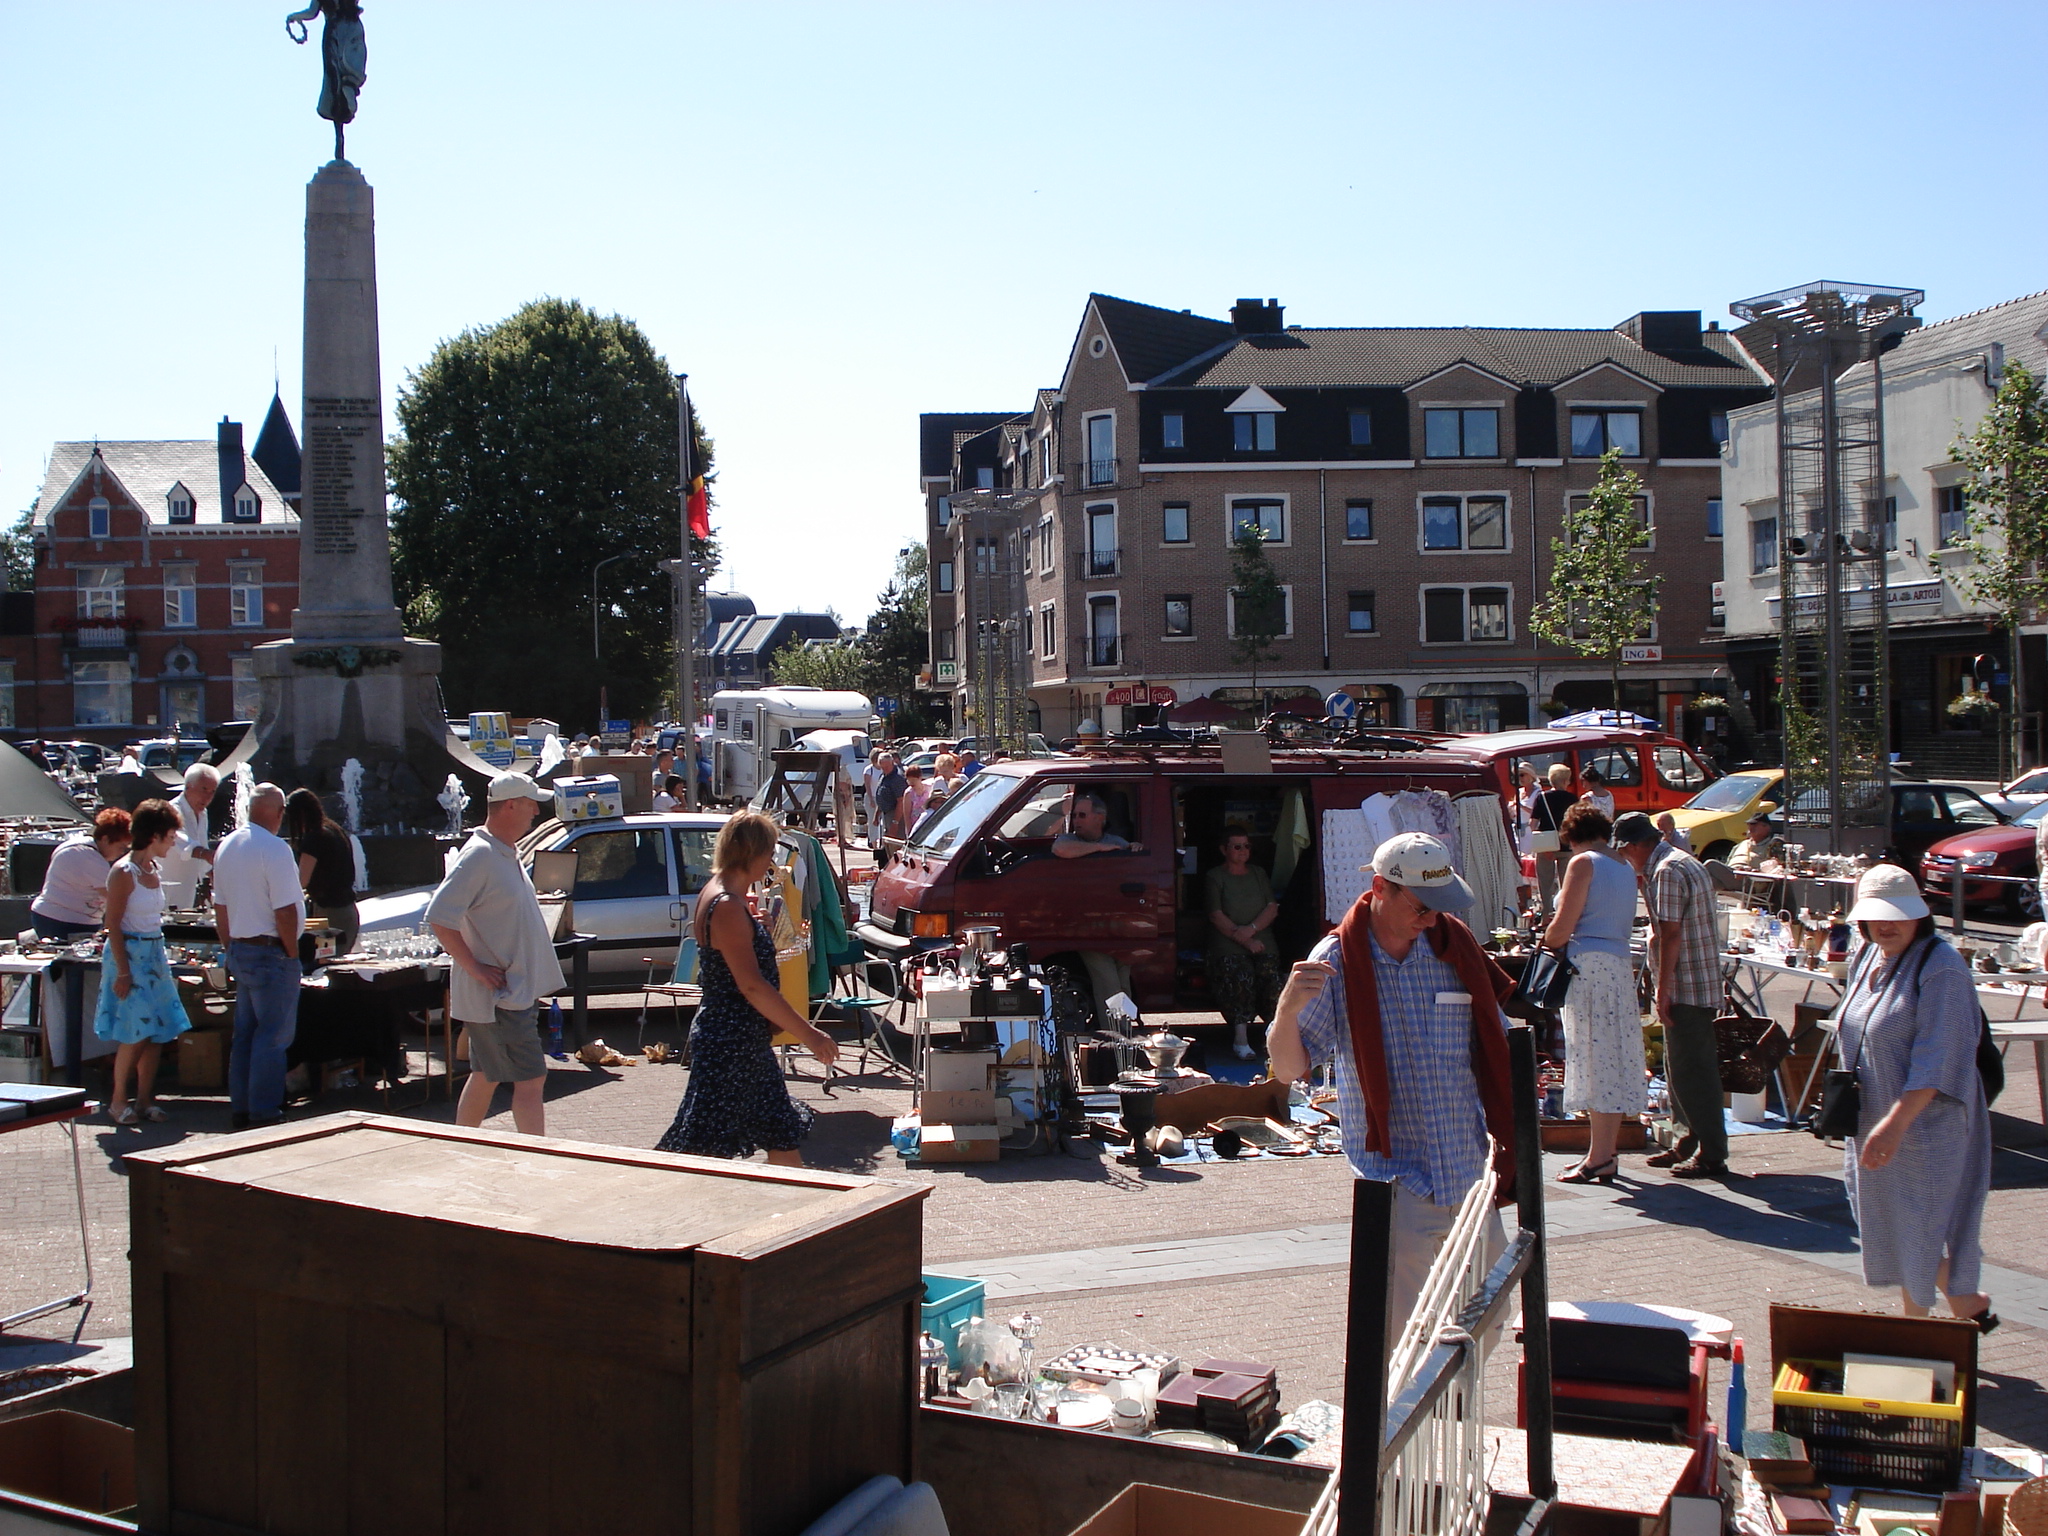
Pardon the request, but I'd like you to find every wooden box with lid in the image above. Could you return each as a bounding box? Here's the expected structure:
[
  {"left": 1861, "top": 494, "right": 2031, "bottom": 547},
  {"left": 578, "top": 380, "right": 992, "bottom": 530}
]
[{"left": 127, "top": 1112, "right": 928, "bottom": 1536}]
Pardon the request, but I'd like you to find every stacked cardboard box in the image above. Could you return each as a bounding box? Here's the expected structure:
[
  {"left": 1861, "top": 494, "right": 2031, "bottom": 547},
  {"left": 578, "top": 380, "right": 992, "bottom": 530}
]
[
  {"left": 919, "top": 1049, "right": 1001, "bottom": 1163},
  {"left": 468, "top": 711, "right": 515, "bottom": 769}
]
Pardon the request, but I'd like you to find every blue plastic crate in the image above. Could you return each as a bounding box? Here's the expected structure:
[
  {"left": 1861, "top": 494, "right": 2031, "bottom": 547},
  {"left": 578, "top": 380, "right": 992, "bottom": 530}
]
[{"left": 921, "top": 1272, "right": 985, "bottom": 1367}]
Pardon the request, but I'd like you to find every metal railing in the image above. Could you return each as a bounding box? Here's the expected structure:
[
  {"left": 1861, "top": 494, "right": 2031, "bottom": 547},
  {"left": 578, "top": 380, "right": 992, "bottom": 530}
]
[
  {"left": 1087, "top": 631, "right": 1130, "bottom": 669},
  {"left": 1075, "top": 547, "right": 1120, "bottom": 579},
  {"left": 1075, "top": 458, "right": 1121, "bottom": 487},
  {"left": 1306, "top": 1025, "right": 1553, "bottom": 1536}
]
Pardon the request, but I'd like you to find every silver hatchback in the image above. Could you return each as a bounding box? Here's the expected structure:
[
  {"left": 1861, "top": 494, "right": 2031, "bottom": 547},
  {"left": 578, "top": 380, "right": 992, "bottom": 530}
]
[{"left": 516, "top": 810, "right": 726, "bottom": 981}]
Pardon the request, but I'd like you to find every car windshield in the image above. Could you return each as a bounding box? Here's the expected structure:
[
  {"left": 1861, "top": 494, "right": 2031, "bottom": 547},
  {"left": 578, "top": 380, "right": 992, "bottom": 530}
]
[
  {"left": 904, "top": 768, "right": 1010, "bottom": 855},
  {"left": 2006, "top": 769, "right": 2048, "bottom": 797},
  {"left": 1683, "top": 773, "right": 1774, "bottom": 813},
  {"left": 2019, "top": 801, "right": 2048, "bottom": 828}
]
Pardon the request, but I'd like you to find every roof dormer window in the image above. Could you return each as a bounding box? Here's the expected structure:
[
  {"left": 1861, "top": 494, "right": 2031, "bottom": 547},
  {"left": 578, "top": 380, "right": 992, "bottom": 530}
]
[
  {"left": 88, "top": 497, "right": 110, "bottom": 539},
  {"left": 167, "top": 483, "right": 195, "bottom": 525},
  {"left": 228, "top": 483, "right": 261, "bottom": 523}
]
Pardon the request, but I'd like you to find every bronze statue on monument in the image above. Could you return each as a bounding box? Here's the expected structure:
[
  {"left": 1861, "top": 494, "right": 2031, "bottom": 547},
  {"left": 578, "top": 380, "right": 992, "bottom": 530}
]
[{"left": 284, "top": 1, "right": 367, "bottom": 163}]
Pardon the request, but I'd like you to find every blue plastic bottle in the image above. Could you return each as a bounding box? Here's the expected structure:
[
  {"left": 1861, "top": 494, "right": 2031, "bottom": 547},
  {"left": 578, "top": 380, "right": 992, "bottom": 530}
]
[
  {"left": 546, "top": 999, "right": 567, "bottom": 1059},
  {"left": 1726, "top": 1338, "right": 1746, "bottom": 1456}
]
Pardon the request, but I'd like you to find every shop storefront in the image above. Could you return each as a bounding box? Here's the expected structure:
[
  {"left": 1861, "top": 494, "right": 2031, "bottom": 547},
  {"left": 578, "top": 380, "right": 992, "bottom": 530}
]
[{"left": 1414, "top": 681, "right": 1529, "bottom": 734}]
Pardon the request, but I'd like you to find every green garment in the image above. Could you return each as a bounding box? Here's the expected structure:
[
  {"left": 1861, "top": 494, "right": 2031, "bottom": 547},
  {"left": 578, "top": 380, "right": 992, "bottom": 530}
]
[{"left": 1205, "top": 865, "right": 1275, "bottom": 958}]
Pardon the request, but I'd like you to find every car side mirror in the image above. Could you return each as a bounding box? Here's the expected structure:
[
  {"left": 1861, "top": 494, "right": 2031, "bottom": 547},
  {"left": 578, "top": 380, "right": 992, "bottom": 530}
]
[{"left": 1758, "top": 802, "right": 1777, "bottom": 815}]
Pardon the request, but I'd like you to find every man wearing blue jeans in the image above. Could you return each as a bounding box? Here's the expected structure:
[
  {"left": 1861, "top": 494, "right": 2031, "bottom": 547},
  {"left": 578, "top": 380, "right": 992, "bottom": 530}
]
[{"left": 212, "top": 784, "right": 307, "bottom": 1130}]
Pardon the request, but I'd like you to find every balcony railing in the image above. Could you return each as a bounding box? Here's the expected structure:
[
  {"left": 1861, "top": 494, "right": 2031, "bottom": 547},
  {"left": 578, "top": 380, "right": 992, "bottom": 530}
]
[
  {"left": 1075, "top": 458, "right": 1121, "bottom": 488},
  {"left": 1087, "top": 631, "right": 1131, "bottom": 669},
  {"left": 1075, "top": 547, "right": 1120, "bottom": 580}
]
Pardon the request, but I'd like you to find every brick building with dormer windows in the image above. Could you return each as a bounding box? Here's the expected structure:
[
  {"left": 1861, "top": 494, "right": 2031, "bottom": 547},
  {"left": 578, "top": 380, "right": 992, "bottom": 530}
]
[{"left": 0, "top": 403, "right": 302, "bottom": 740}]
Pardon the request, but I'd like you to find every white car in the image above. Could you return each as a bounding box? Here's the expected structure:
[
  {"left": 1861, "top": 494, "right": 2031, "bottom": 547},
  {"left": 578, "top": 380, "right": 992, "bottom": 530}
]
[
  {"left": 1985, "top": 767, "right": 2048, "bottom": 819},
  {"left": 516, "top": 810, "right": 726, "bottom": 982}
]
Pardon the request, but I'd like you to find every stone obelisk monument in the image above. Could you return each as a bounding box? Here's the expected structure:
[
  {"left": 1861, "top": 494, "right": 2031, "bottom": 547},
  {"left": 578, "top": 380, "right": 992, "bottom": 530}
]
[{"left": 253, "top": 2, "right": 455, "bottom": 829}]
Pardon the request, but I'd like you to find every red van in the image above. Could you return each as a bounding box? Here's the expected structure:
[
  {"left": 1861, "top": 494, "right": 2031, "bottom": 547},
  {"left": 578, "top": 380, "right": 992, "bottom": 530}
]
[
  {"left": 1451, "top": 728, "right": 1718, "bottom": 814},
  {"left": 861, "top": 743, "right": 1511, "bottom": 1021}
]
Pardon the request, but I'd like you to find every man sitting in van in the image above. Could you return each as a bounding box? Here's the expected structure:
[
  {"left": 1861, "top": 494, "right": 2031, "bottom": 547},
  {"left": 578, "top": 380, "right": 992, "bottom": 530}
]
[{"left": 1053, "top": 791, "right": 1146, "bottom": 1027}]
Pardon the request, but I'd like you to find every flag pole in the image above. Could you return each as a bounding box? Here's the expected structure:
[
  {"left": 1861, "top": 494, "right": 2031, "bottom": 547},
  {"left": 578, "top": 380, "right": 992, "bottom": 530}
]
[{"left": 676, "top": 372, "right": 700, "bottom": 811}]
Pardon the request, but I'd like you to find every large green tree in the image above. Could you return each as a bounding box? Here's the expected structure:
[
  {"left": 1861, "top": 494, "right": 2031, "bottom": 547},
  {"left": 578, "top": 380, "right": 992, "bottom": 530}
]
[
  {"left": 1952, "top": 361, "right": 2048, "bottom": 774},
  {"left": 388, "top": 298, "right": 714, "bottom": 728},
  {"left": 1530, "top": 448, "right": 1661, "bottom": 707}
]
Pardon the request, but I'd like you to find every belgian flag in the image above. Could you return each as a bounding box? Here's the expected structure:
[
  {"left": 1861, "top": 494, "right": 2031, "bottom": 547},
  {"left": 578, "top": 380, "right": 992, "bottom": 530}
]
[{"left": 682, "top": 380, "right": 711, "bottom": 540}]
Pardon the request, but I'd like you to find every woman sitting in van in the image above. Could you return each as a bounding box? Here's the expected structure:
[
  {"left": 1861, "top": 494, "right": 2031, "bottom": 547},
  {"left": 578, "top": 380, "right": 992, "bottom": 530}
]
[
  {"left": 1580, "top": 767, "right": 1617, "bottom": 820},
  {"left": 1205, "top": 827, "right": 1280, "bottom": 1061}
]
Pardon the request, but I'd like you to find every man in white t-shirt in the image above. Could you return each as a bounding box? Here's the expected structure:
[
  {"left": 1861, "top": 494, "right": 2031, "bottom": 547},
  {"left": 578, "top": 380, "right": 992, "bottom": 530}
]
[
  {"left": 211, "top": 784, "right": 306, "bottom": 1129},
  {"left": 160, "top": 763, "right": 220, "bottom": 909}
]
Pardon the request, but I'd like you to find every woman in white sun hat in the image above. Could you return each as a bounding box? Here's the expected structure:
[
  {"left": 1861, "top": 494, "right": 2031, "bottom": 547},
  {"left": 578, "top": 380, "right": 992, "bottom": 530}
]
[{"left": 1836, "top": 863, "right": 1997, "bottom": 1330}]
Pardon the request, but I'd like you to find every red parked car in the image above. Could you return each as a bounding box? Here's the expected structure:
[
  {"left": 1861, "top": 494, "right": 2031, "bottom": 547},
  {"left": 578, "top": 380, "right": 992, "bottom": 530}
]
[{"left": 1920, "top": 800, "right": 2048, "bottom": 919}]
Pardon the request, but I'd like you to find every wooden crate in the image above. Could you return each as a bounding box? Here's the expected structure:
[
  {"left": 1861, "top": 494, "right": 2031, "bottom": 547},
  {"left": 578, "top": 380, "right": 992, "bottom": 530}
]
[{"left": 127, "top": 1112, "right": 928, "bottom": 1536}]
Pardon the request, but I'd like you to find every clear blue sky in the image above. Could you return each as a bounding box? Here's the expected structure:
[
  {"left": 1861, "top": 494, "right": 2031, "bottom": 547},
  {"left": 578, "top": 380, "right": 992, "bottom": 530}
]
[{"left": 4, "top": 2, "right": 2044, "bottom": 622}]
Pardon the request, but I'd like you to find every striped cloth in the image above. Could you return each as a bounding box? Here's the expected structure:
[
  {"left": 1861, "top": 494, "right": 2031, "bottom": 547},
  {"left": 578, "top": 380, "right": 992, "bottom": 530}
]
[
  {"left": 1295, "top": 929, "right": 1490, "bottom": 1203},
  {"left": 1644, "top": 842, "right": 1721, "bottom": 1009}
]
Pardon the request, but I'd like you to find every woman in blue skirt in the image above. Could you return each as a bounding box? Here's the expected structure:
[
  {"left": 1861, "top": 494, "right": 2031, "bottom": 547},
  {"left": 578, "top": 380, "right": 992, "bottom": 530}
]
[{"left": 97, "top": 800, "right": 192, "bottom": 1127}]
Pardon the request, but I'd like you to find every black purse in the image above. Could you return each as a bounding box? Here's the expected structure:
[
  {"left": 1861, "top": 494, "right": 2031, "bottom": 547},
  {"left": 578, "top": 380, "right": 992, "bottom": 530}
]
[
  {"left": 1809, "top": 945, "right": 1877, "bottom": 1139},
  {"left": 1510, "top": 946, "right": 1577, "bottom": 1012}
]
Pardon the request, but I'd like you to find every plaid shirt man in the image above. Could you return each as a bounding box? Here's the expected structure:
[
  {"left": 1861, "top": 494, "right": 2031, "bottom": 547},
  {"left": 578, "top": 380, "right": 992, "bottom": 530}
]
[
  {"left": 1644, "top": 841, "right": 1721, "bottom": 1009},
  {"left": 1293, "top": 929, "right": 1490, "bottom": 1203}
]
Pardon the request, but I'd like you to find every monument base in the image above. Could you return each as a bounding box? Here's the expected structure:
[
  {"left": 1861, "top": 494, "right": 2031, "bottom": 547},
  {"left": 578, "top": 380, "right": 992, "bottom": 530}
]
[{"left": 250, "top": 636, "right": 474, "bottom": 831}]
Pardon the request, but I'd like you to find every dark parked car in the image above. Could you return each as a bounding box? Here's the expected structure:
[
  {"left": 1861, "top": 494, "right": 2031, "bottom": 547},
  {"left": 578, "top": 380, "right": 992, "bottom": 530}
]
[
  {"left": 1921, "top": 800, "right": 2046, "bottom": 919},
  {"left": 1784, "top": 780, "right": 2011, "bottom": 869}
]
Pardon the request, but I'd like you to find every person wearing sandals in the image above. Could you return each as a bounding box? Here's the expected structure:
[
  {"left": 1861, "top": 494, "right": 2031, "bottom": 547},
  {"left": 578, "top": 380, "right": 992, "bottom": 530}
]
[
  {"left": 1838, "top": 865, "right": 1998, "bottom": 1332},
  {"left": 96, "top": 800, "right": 191, "bottom": 1127},
  {"left": 655, "top": 810, "right": 839, "bottom": 1166},
  {"left": 1543, "top": 804, "right": 1644, "bottom": 1185}
]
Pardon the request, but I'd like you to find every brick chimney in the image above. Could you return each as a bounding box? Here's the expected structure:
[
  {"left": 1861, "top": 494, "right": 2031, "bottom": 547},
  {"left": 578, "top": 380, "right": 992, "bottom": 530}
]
[
  {"left": 217, "top": 417, "right": 245, "bottom": 517},
  {"left": 1230, "top": 298, "right": 1285, "bottom": 334}
]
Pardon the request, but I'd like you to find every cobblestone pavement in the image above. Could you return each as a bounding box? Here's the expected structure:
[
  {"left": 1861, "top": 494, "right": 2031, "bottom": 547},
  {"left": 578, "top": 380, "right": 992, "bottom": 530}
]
[{"left": 4, "top": 989, "right": 2042, "bottom": 1453}]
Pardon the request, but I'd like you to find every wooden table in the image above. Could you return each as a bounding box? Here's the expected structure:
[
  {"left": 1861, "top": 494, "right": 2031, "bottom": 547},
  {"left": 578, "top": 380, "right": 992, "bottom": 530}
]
[{"left": 0, "top": 1097, "right": 95, "bottom": 1332}]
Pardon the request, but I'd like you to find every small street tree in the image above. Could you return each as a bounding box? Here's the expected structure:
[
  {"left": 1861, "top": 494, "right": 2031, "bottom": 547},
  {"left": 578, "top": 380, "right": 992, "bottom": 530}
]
[
  {"left": 1228, "top": 528, "right": 1285, "bottom": 710},
  {"left": 1951, "top": 361, "right": 2048, "bottom": 775},
  {"left": 1530, "top": 448, "right": 1660, "bottom": 710}
]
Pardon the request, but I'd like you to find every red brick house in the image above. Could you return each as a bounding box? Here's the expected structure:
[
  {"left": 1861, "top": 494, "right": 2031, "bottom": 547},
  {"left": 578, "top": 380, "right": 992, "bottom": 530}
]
[{"left": 3, "top": 404, "right": 302, "bottom": 741}]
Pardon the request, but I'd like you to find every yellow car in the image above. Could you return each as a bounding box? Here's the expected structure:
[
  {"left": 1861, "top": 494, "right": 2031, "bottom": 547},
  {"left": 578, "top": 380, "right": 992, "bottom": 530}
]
[{"left": 1667, "top": 768, "right": 1786, "bottom": 861}]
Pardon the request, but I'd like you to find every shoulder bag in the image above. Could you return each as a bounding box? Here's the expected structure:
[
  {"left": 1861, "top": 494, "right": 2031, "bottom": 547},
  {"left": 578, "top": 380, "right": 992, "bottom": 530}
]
[
  {"left": 1509, "top": 945, "right": 1576, "bottom": 1012},
  {"left": 1808, "top": 944, "right": 1876, "bottom": 1139}
]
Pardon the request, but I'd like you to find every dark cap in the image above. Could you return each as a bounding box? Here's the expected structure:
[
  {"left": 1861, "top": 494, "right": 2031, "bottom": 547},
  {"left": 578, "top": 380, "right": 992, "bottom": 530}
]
[
  {"left": 1746, "top": 811, "right": 1775, "bottom": 828},
  {"left": 1610, "top": 811, "right": 1661, "bottom": 846}
]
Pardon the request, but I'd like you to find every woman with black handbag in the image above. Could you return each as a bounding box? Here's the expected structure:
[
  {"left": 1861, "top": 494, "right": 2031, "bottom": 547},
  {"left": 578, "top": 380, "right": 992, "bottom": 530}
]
[
  {"left": 1838, "top": 865, "right": 1997, "bottom": 1330},
  {"left": 1543, "top": 805, "right": 1645, "bottom": 1185}
]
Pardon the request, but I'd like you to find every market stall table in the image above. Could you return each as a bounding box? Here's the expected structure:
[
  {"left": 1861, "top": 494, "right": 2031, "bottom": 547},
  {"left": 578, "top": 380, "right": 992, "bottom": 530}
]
[{"left": 0, "top": 1087, "right": 94, "bottom": 1332}]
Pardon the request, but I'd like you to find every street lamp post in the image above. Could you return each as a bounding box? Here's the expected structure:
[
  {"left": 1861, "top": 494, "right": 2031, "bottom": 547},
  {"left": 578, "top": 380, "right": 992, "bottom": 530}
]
[{"left": 592, "top": 552, "right": 628, "bottom": 731}]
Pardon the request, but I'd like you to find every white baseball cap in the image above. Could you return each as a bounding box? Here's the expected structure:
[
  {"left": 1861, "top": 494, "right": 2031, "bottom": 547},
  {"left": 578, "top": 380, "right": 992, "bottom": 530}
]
[
  {"left": 1368, "top": 832, "right": 1475, "bottom": 912},
  {"left": 1848, "top": 863, "right": 1930, "bottom": 922},
  {"left": 486, "top": 771, "right": 552, "bottom": 804}
]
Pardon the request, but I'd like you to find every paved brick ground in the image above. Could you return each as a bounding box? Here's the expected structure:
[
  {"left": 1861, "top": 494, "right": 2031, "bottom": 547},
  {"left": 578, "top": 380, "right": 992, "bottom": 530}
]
[{"left": 4, "top": 986, "right": 2042, "bottom": 1454}]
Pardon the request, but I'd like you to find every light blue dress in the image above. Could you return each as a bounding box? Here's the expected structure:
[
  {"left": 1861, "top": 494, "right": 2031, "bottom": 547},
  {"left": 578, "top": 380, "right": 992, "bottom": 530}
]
[
  {"left": 1838, "top": 937, "right": 1991, "bottom": 1307},
  {"left": 1561, "top": 849, "right": 1646, "bottom": 1115},
  {"left": 92, "top": 860, "right": 191, "bottom": 1047}
]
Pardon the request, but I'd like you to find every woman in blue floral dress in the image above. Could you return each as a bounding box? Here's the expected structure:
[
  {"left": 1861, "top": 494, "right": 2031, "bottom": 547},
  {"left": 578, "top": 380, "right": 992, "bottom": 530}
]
[
  {"left": 96, "top": 800, "right": 192, "bottom": 1127},
  {"left": 656, "top": 811, "right": 839, "bottom": 1164}
]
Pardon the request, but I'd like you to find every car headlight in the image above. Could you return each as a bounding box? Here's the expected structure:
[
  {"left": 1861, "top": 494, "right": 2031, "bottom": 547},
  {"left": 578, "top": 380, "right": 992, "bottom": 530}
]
[{"left": 1960, "top": 850, "right": 2000, "bottom": 869}]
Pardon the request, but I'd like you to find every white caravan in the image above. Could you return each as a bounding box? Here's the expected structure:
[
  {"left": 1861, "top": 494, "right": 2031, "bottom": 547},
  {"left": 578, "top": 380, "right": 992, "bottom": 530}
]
[{"left": 709, "top": 687, "right": 872, "bottom": 803}]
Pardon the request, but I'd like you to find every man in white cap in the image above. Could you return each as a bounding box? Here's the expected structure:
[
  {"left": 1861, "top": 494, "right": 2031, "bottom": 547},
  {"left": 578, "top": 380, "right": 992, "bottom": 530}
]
[
  {"left": 426, "top": 773, "right": 566, "bottom": 1136},
  {"left": 1268, "top": 833, "right": 1518, "bottom": 1335}
]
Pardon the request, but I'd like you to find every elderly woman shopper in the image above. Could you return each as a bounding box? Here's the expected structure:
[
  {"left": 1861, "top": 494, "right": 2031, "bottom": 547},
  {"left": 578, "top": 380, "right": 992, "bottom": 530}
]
[
  {"left": 1838, "top": 865, "right": 1997, "bottom": 1328},
  {"left": 656, "top": 811, "right": 839, "bottom": 1165},
  {"left": 1543, "top": 804, "right": 1646, "bottom": 1184},
  {"left": 30, "top": 807, "right": 131, "bottom": 941},
  {"left": 96, "top": 800, "right": 192, "bottom": 1126}
]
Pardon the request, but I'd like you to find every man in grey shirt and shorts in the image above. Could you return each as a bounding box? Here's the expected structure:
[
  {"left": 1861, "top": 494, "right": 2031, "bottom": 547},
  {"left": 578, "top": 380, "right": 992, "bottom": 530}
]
[{"left": 427, "top": 773, "right": 567, "bottom": 1135}]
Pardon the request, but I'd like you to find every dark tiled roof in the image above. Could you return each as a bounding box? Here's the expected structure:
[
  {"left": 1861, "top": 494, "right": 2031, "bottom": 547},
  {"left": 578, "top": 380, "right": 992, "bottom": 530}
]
[
  {"left": 1151, "top": 324, "right": 1768, "bottom": 391},
  {"left": 1089, "top": 295, "right": 1236, "bottom": 383},
  {"left": 920, "top": 412, "right": 1024, "bottom": 478},
  {"left": 251, "top": 392, "right": 302, "bottom": 496}
]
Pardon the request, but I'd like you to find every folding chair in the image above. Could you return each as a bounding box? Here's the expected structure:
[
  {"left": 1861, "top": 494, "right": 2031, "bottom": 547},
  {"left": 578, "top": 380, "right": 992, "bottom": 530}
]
[
  {"left": 809, "top": 962, "right": 912, "bottom": 1082},
  {"left": 638, "top": 936, "right": 700, "bottom": 1057}
]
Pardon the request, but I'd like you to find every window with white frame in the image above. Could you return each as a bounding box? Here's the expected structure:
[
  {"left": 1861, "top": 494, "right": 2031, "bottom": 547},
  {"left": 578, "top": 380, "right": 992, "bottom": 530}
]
[
  {"left": 1163, "top": 594, "right": 1193, "bottom": 638},
  {"left": 1040, "top": 433, "right": 1054, "bottom": 485},
  {"left": 77, "top": 565, "right": 124, "bottom": 619},
  {"left": 1939, "top": 485, "right": 1969, "bottom": 546},
  {"left": 73, "top": 659, "right": 131, "bottom": 726},
  {"left": 1421, "top": 586, "right": 1511, "bottom": 644},
  {"left": 1567, "top": 493, "right": 1651, "bottom": 546},
  {"left": 231, "top": 655, "right": 261, "bottom": 720},
  {"left": 1569, "top": 409, "right": 1643, "bottom": 458},
  {"left": 1750, "top": 515, "right": 1779, "bottom": 574},
  {"left": 1162, "top": 503, "right": 1189, "bottom": 544},
  {"left": 1087, "top": 595, "right": 1119, "bottom": 667},
  {"left": 1423, "top": 408, "right": 1499, "bottom": 458},
  {"left": 0, "top": 659, "right": 13, "bottom": 730},
  {"left": 1085, "top": 505, "right": 1117, "bottom": 577},
  {"left": 1085, "top": 415, "right": 1115, "bottom": 485},
  {"left": 1160, "top": 412, "right": 1184, "bottom": 450},
  {"left": 1227, "top": 584, "right": 1292, "bottom": 640},
  {"left": 1040, "top": 601, "right": 1056, "bottom": 660},
  {"left": 1344, "top": 500, "right": 1374, "bottom": 541},
  {"left": 163, "top": 564, "right": 197, "bottom": 627},
  {"left": 167, "top": 486, "right": 194, "bottom": 524},
  {"left": 935, "top": 561, "right": 955, "bottom": 594},
  {"left": 1706, "top": 497, "right": 1723, "bottom": 539},
  {"left": 1229, "top": 497, "right": 1286, "bottom": 544},
  {"left": 1421, "top": 494, "right": 1507, "bottom": 551},
  {"left": 229, "top": 562, "right": 264, "bottom": 627},
  {"left": 88, "top": 497, "right": 111, "bottom": 539},
  {"left": 1232, "top": 412, "right": 1277, "bottom": 452},
  {"left": 1038, "top": 516, "right": 1055, "bottom": 573},
  {"left": 228, "top": 485, "right": 260, "bottom": 523},
  {"left": 1347, "top": 590, "right": 1376, "bottom": 634}
]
